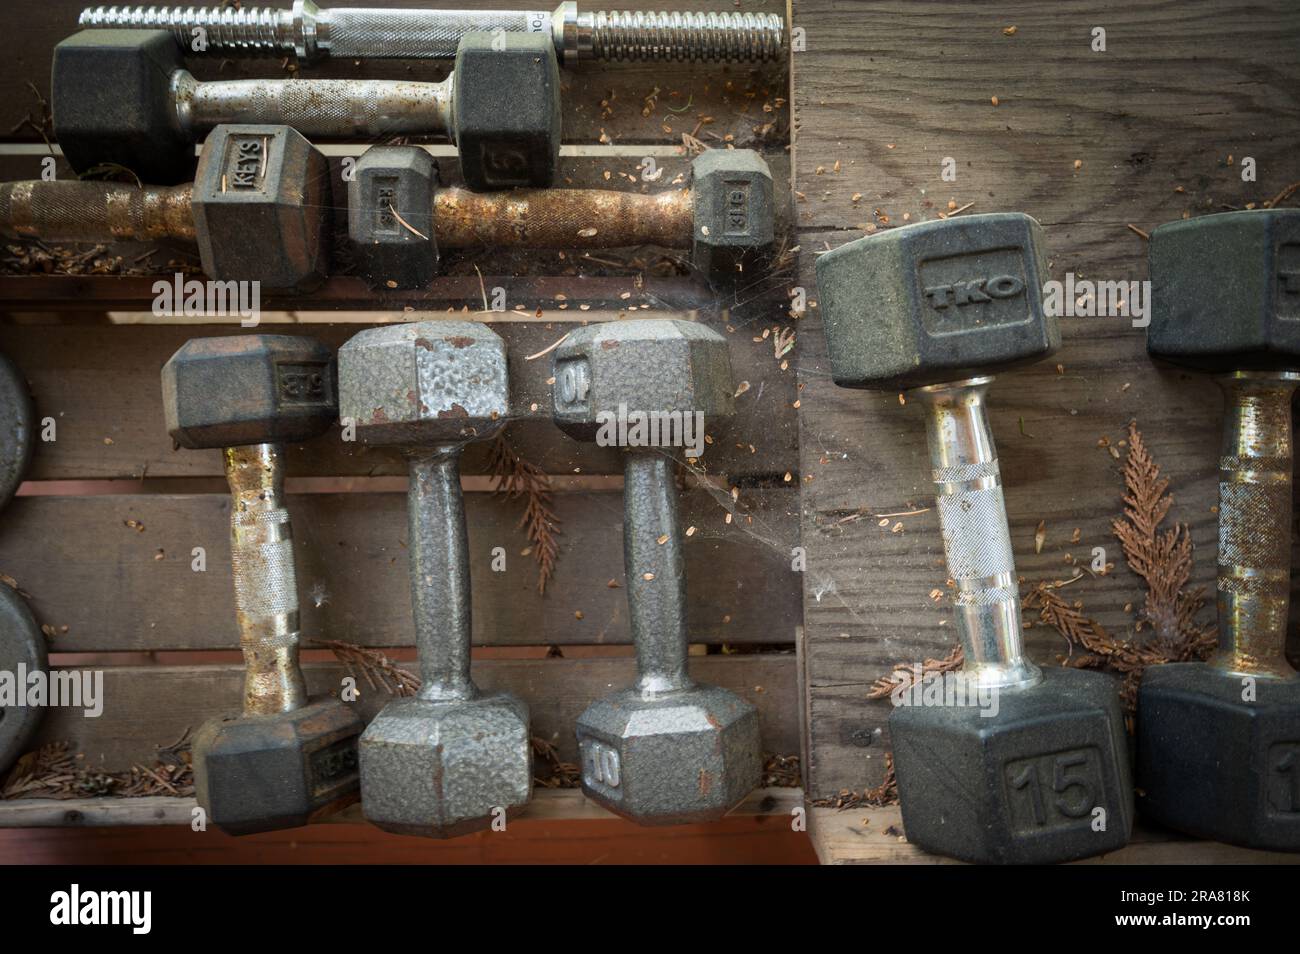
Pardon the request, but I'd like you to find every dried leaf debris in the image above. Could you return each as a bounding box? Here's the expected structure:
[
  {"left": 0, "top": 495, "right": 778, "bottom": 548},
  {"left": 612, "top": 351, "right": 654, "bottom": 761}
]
[
  {"left": 2, "top": 736, "right": 194, "bottom": 801},
  {"left": 488, "top": 434, "right": 562, "bottom": 595}
]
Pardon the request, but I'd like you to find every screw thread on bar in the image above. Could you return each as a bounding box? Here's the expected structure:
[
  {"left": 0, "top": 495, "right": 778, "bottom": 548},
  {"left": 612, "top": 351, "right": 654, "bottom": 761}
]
[
  {"left": 588, "top": 10, "right": 784, "bottom": 61},
  {"left": 78, "top": 5, "right": 292, "bottom": 53}
]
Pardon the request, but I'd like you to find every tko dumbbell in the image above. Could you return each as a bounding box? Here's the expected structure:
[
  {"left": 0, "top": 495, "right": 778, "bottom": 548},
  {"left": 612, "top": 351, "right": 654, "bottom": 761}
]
[
  {"left": 1138, "top": 209, "right": 1300, "bottom": 851},
  {"left": 551, "top": 319, "right": 760, "bottom": 824},
  {"left": 0, "top": 124, "right": 329, "bottom": 290},
  {"left": 53, "top": 30, "right": 561, "bottom": 190},
  {"left": 77, "top": 2, "right": 786, "bottom": 65},
  {"left": 816, "top": 214, "right": 1134, "bottom": 863},
  {"left": 348, "top": 145, "right": 774, "bottom": 289},
  {"left": 338, "top": 322, "right": 531, "bottom": 837},
  {"left": 0, "top": 352, "right": 46, "bottom": 778},
  {"left": 162, "top": 335, "right": 362, "bottom": 835}
]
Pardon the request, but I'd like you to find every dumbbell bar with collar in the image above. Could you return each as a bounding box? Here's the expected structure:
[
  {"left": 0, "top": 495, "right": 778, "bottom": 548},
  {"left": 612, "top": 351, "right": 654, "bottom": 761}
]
[
  {"left": 53, "top": 29, "right": 561, "bottom": 191},
  {"left": 76, "top": 2, "right": 786, "bottom": 65}
]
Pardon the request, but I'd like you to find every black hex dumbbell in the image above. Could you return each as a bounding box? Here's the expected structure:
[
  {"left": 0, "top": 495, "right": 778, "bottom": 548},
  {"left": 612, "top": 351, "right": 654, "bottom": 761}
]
[
  {"left": 551, "top": 319, "right": 761, "bottom": 824},
  {"left": 53, "top": 29, "right": 561, "bottom": 191},
  {"left": 816, "top": 213, "right": 1135, "bottom": 863},
  {"left": 1139, "top": 209, "right": 1300, "bottom": 851},
  {"left": 162, "top": 335, "right": 363, "bottom": 835},
  {"left": 347, "top": 145, "right": 775, "bottom": 290},
  {"left": 0, "top": 124, "right": 330, "bottom": 290},
  {"left": 0, "top": 351, "right": 46, "bottom": 778}
]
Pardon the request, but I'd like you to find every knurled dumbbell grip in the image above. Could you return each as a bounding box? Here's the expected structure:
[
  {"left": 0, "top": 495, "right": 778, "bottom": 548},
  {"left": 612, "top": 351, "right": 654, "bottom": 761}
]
[
  {"left": 0, "top": 181, "right": 195, "bottom": 243},
  {"left": 912, "top": 377, "right": 1041, "bottom": 690},
  {"left": 623, "top": 452, "right": 693, "bottom": 695},
  {"left": 407, "top": 445, "right": 478, "bottom": 702},
  {"left": 434, "top": 187, "right": 693, "bottom": 250},
  {"left": 1214, "top": 370, "right": 1300, "bottom": 677},
  {"left": 177, "top": 73, "right": 453, "bottom": 139},
  {"left": 225, "top": 443, "right": 309, "bottom": 716}
]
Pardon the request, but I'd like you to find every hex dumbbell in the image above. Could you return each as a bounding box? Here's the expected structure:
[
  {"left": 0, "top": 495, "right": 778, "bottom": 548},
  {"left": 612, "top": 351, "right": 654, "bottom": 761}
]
[
  {"left": 1138, "top": 209, "right": 1300, "bottom": 851},
  {"left": 347, "top": 145, "right": 775, "bottom": 289},
  {"left": 76, "top": 2, "right": 786, "bottom": 65},
  {"left": 53, "top": 29, "right": 561, "bottom": 190},
  {"left": 0, "top": 351, "right": 46, "bottom": 778},
  {"left": 551, "top": 319, "right": 760, "bottom": 824},
  {"left": 816, "top": 213, "right": 1134, "bottom": 863},
  {"left": 0, "top": 124, "right": 329, "bottom": 290},
  {"left": 338, "top": 322, "right": 532, "bottom": 838},
  {"left": 162, "top": 335, "right": 363, "bottom": 835}
]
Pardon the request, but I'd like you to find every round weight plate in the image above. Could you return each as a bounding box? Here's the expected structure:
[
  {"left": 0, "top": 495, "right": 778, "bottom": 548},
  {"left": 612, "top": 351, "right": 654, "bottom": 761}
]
[
  {"left": 0, "top": 352, "right": 34, "bottom": 510},
  {"left": 0, "top": 584, "right": 46, "bottom": 776}
]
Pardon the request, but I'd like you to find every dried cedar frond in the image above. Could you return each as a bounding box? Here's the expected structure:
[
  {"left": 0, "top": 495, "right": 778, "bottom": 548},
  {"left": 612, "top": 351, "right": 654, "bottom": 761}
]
[
  {"left": 867, "top": 644, "right": 964, "bottom": 699},
  {"left": 317, "top": 639, "right": 420, "bottom": 697},
  {"left": 488, "top": 434, "right": 562, "bottom": 595},
  {"left": 531, "top": 737, "right": 580, "bottom": 789}
]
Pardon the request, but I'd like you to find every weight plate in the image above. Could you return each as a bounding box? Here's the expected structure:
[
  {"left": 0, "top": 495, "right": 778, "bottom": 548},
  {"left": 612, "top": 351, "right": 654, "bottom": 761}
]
[
  {"left": 0, "top": 352, "right": 34, "bottom": 510},
  {"left": 0, "top": 584, "right": 46, "bottom": 777}
]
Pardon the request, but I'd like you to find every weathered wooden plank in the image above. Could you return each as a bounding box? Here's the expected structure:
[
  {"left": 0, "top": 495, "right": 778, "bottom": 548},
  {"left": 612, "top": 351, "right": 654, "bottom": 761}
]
[
  {"left": 792, "top": 0, "right": 1300, "bottom": 801},
  {"left": 0, "top": 489, "right": 800, "bottom": 651},
  {"left": 0, "top": 0, "right": 789, "bottom": 147},
  {"left": 19, "top": 657, "right": 798, "bottom": 771},
  {"left": 808, "top": 806, "right": 1300, "bottom": 865},
  {"left": 0, "top": 320, "right": 798, "bottom": 480},
  {"left": 0, "top": 786, "right": 802, "bottom": 827}
]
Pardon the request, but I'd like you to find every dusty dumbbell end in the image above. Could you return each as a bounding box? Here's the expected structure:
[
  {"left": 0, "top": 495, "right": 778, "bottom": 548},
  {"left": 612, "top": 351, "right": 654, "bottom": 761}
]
[
  {"left": 163, "top": 335, "right": 362, "bottom": 834},
  {"left": 338, "top": 322, "right": 531, "bottom": 838},
  {"left": 0, "top": 352, "right": 46, "bottom": 777},
  {"left": 816, "top": 214, "right": 1134, "bottom": 863},
  {"left": 52, "top": 29, "right": 559, "bottom": 190},
  {"left": 77, "top": 2, "right": 786, "bottom": 65},
  {"left": 348, "top": 146, "right": 773, "bottom": 290},
  {"left": 552, "top": 319, "right": 761, "bottom": 824},
  {"left": 1139, "top": 209, "right": 1300, "bottom": 851},
  {"left": 0, "top": 124, "right": 329, "bottom": 290}
]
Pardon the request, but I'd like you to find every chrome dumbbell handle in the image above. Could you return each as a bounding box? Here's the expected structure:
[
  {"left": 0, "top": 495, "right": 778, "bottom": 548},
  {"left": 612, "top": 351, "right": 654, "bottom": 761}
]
[
  {"left": 1213, "top": 370, "right": 1300, "bottom": 679},
  {"left": 78, "top": 1, "right": 786, "bottom": 64},
  {"left": 912, "top": 376, "right": 1042, "bottom": 691},
  {"left": 225, "top": 443, "right": 309, "bottom": 716},
  {"left": 174, "top": 72, "right": 453, "bottom": 139}
]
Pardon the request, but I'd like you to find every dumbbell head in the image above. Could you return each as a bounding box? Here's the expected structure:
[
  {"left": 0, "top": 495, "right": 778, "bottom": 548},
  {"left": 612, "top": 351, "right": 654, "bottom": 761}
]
[
  {"left": 690, "top": 150, "right": 776, "bottom": 284},
  {"left": 357, "top": 693, "right": 531, "bottom": 837},
  {"left": 338, "top": 322, "right": 508, "bottom": 447},
  {"left": 161, "top": 335, "right": 337, "bottom": 449},
  {"left": 552, "top": 319, "right": 735, "bottom": 443},
  {"left": 1148, "top": 209, "right": 1300, "bottom": 370},
  {"left": 453, "top": 31, "right": 561, "bottom": 191},
  {"left": 347, "top": 146, "right": 439, "bottom": 291},
  {"left": 815, "top": 213, "right": 1057, "bottom": 390},
  {"left": 52, "top": 30, "right": 193, "bottom": 185},
  {"left": 192, "top": 125, "right": 332, "bottom": 291},
  {"left": 0, "top": 352, "right": 33, "bottom": 510},
  {"left": 891, "top": 668, "right": 1132, "bottom": 863},
  {"left": 192, "top": 698, "right": 362, "bottom": 836}
]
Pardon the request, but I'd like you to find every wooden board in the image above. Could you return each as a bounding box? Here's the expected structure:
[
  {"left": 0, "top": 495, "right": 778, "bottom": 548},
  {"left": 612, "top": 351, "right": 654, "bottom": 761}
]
[
  {"left": 790, "top": 0, "right": 1300, "bottom": 819},
  {"left": 17, "top": 657, "right": 798, "bottom": 771},
  {"left": 808, "top": 807, "right": 1300, "bottom": 865},
  {"left": 0, "top": 489, "right": 800, "bottom": 651},
  {"left": 0, "top": 321, "right": 798, "bottom": 481},
  {"left": 0, "top": 786, "right": 801, "bottom": 828}
]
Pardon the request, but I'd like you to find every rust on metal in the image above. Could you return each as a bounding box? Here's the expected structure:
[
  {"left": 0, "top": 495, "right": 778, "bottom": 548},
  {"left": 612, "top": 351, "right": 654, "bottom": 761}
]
[
  {"left": 1214, "top": 370, "right": 1300, "bottom": 678},
  {"left": 0, "top": 181, "right": 196, "bottom": 243},
  {"left": 433, "top": 186, "right": 694, "bottom": 249},
  {"left": 225, "top": 442, "right": 309, "bottom": 716}
]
